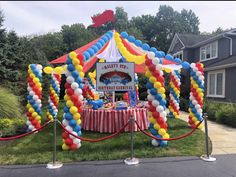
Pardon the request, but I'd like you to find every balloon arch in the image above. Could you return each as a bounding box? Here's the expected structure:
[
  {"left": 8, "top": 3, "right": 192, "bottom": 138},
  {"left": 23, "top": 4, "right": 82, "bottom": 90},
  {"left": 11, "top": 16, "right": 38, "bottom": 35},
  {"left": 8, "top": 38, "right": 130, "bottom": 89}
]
[{"left": 26, "top": 30, "right": 204, "bottom": 150}]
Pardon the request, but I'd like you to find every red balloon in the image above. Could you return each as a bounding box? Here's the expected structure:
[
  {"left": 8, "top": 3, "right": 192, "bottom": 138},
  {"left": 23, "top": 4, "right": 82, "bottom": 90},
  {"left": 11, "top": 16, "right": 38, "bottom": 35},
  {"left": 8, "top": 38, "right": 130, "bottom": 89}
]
[
  {"left": 62, "top": 132, "right": 69, "bottom": 139},
  {"left": 67, "top": 88, "right": 74, "bottom": 95},
  {"left": 123, "top": 92, "right": 129, "bottom": 100},
  {"left": 149, "top": 64, "right": 156, "bottom": 72},
  {"left": 77, "top": 54, "right": 84, "bottom": 61},
  {"left": 145, "top": 59, "right": 152, "bottom": 66},
  {"left": 35, "top": 123, "right": 41, "bottom": 129},
  {"left": 160, "top": 122, "right": 167, "bottom": 129},
  {"left": 70, "top": 143, "right": 78, "bottom": 151},
  {"left": 156, "top": 117, "right": 164, "bottom": 125},
  {"left": 65, "top": 83, "right": 71, "bottom": 89},
  {"left": 65, "top": 138, "right": 73, "bottom": 146},
  {"left": 152, "top": 111, "right": 160, "bottom": 118}
]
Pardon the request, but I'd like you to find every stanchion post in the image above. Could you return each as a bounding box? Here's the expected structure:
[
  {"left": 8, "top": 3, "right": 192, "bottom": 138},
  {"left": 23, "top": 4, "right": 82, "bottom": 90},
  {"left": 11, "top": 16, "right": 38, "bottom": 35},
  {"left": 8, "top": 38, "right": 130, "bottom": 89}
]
[
  {"left": 46, "top": 118, "right": 63, "bottom": 169},
  {"left": 200, "top": 113, "right": 216, "bottom": 162},
  {"left": 124, "top": 114, "right": 139, "bottom": 165}
]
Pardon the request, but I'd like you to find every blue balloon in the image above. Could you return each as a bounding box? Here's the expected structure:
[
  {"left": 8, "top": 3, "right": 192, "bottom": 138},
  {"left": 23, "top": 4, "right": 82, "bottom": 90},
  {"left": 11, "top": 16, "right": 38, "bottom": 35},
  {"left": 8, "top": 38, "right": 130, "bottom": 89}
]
[
  {"left": 98, "top": 39, "right": 105, "bottom": 46},
  {"left": 175, "top": 58, "right": 182, "bottom": 63},
  {"left": 88, "top": 48, "right": 95, "bottom": 56},
  {"left": 96, "top": 42, "right": 102, "bottom": 49},
  {"left": 142, "top": 43, "right": 150, "bottom": 50},
  {"left": 146, "top": 82, "right": 153, "bottom": 89},
  {"left": 135, "top": 40, "right": 142, "bottom": 47},
  {"left": 107, "top": 31, "right": 113, "bottom": 38},
  {"left": 182, "top": 61, "right": 190, "bottom": 69},
  {"left": 160, "top": 99, "right": 166, "bottom": 106},
  {"left": 93, "top": 105, "right": 98, "bottom": 110},
  {"left": 121, "top": 31, "right": 128, "bottom": 39},
  {"left": 67, "top": 64, "right": 75, "bottom": 72},
  {"left": 128, "top": 35, "right": 135, "bottom": 43},
  {"left": 65, "top": 113, "right": 73, "bottom": 121},
  {"left": 66, "top": 57, "right": 72, "bottom": 64},
  {"left": 102, "top": 36, "right": 109, "bottom": 42},
  {"left": 149, "top": 123, "right": 154, "bottom": 129},
  {"left": 72, "top": 71, "right": 79, "bottom": 79},
  {"left": 77, "top": 131, "right": 82, "bottom": 136},
  {"left": 155, "top": 94, "right": 162, "bottom": 101},
  {"left": 83, "top": 51, "right": 90, "bottom": 60},
  {"left": 150, "top": 128, "right": 157, "bottom": 135},
  {"left": 74, "top": 125, "right": 81, "bottom": 132},
  {"left": 150, "top": 88, "right": 157, "bottom": 95},
  {"left": 159, "top": 140, "right": 168, "bottom": 147},
  {"left": 165, "top": 54, "right": 173, "bottom": 60},
  {"left": 91, "top": 45, "right": 99, "bottom": 52},
  {"left": 76, "top": 77, "right": 82, "bottom": 83},
  {"left": 69, "top": 119, "right": 77, "bottom": 127},
  {"left": 64, "top": 106, "right": 69, "bottom": 113},
  {"left": 150, "top": 47, "right": 157, "bottom": 53},
  {"left": 160, "top": 51, "right": 165, "bottom": 57}
]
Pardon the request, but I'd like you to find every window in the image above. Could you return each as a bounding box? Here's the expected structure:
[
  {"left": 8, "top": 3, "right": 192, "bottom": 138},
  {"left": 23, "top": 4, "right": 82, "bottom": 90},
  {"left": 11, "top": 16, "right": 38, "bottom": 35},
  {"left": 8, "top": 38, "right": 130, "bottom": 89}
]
[
  {"left": 200, "top": 42, "right": 218, "bottom": 61},
  {"left": 173, "top": 51, "right": 183, "bottom": 60},
  {"left": 207, "top": 70, "right": 225, "bottom": 97}
]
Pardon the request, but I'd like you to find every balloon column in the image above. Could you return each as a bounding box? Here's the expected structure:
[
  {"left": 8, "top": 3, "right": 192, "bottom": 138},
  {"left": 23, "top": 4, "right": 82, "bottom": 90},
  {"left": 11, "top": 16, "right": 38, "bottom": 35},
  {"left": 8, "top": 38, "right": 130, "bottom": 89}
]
[
  {"left": 26, "top": 64, "right": 43, "bottom": 131},
  {"left": 168, "top": 70, "right": 181, "bottom": 119},
  {"left": 134, "top": 73, "right": 140, "bottom": 102},
  {"left": 62, "top": 52, "right": 84, "bottom": 151},
  {"left": 188, "top": 63, "right": 204, "bottom": 129},
  {"left": 43, "top": 66, "right": 63, "bottom": 121},
  {"left": 145, "top": 53, "right": 169, "bottom": 147}
]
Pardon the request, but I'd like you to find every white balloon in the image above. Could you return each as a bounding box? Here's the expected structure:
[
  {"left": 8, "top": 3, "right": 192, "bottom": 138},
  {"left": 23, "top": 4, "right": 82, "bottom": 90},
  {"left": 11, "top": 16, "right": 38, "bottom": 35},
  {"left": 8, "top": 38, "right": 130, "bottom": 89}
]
[
  {"left": 75, "top": 88, "right": 82, "bottom": 95},
  {"left": 147, "top": 95, "right": 154, "bottom": 101},
  {"left": 76, "top": 143, "right": 81, "bottom": 149},
  {"left": 65, "top": 126, "right": 73, "bottom": 132},
  {"left": 160, "top": 70, "right": 164, "bottom": 76},
  {"left": 39, "top": 103, "right": 42, "bottom": 108},
  {"left": 148, "top": 52, "right": 155, "bottom": 60},
  {"left": 195, "top": 104, "right": 201, "bottom": 109},
  {"left": 79, "top": 95, "right": 84, "bottom": 101},
  {"left": 69, "top": 131, "right": 78, "bottom": 139},
  {"left": 36, "top": 99, "right": 41, "bottom": 104},
  {"left": 156, "top": 106, "right": 164, "bottom": 112},
  {"left": 160, "top": 111, "right": 167, "bottom": 118},
  {"left": 65, "top": 71, "right": 71, "bottom": 77},
  {"left": 156, "top": 65, "right": 162, "bottom": 71},
  {"left": 152, "top": 100, "right": 159, "bottom": 107},
  {"left": 71, "top": 82, "right": 79, "bottom": 89},
  {"left": 26, "top": 120, "right": 31, "bottom": 125},
  {"left": 29, "top": 91, "right": 35, "bottom": 96},
  {"left": 73, "top": 138, "right": 81, "bottom": 144},
  {"left": 163, "top": 116, "right": 167, "bottom": 122},
  {"left": 33, "top": 95, "right": 39, "bottom": 100},
  {"left": 62, "top": 119, "right": 69, "bottom": 126},
  {"left": 151, "top": 139, "right": 159, "bottom": 147},
  {"left": 27, "top": 86, "right": 32, "bottom": 92},
  {"left": 36, "top": 65, "right": 43, "bottom": 70},
  {"left": 66, "top": 76, "right": 74, "bottom": 84},
  {"left": 192, "top": 100, "right": 197, "bottom": 105},
  {"left": 190, "top": 63, "right": 196, "bottom": 68},
  {"left": 28, "top": 125, "right": 34, "bottom": 130}
]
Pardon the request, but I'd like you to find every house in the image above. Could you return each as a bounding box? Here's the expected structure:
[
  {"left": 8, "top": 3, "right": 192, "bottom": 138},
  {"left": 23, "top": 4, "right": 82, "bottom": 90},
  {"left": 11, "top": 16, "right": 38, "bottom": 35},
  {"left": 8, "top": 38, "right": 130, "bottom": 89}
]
[{"left": 168, "top": 29, "right": 236, "bottom": 103}]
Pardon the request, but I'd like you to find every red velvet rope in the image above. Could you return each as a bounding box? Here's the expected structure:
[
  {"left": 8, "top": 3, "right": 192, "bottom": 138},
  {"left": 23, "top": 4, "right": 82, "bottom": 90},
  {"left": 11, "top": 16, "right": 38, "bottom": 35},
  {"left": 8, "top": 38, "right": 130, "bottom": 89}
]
[
  {"left": 0, "top": 121, "right": 51, "bottom": 141},
  {"left": 134, "top": 118, "right": 204, "bottom": 141},
  {"left": 58, "top": 120, "right": 130, "bottom": 142}
]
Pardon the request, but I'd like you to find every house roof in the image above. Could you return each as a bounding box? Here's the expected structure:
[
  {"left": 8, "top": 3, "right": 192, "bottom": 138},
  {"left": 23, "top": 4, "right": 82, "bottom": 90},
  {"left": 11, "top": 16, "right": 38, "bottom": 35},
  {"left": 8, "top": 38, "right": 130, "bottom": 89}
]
[
  {"left": 204, "top": 55, "right": 236, "bottom": 71},
  {"left": 177, "top": 33, "right": 211, "bottom": 47}
]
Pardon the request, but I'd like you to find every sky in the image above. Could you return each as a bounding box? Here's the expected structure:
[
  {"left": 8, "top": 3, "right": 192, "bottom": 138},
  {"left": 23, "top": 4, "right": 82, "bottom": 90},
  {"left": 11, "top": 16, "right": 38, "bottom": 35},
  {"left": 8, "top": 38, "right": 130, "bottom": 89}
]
[{"left": 0, "top": 1, "right": 236, "bottom": 36}]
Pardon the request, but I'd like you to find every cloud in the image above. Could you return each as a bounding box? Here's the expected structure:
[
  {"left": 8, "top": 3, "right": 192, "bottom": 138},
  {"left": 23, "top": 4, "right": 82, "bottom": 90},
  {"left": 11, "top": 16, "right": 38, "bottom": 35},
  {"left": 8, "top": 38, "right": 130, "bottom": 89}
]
[{"left": 0, "top": 1, "right": 236, "bottom": 36}]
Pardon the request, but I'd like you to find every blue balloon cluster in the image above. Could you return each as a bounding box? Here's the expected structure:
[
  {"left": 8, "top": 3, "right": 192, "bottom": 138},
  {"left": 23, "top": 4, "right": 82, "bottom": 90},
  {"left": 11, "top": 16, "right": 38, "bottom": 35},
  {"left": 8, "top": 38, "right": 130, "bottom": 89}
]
[
  {"left": 82, "top": 31, "right": 113, "bottom": 61},
  {"left": 88, "top": 99, "right": 104, "bottom": 110},
  {"left": 190, "top": 70, "right": 204, "bottom": 90},
  {"left": 64, "top": 105, "right": 82, "bottom": 136}
]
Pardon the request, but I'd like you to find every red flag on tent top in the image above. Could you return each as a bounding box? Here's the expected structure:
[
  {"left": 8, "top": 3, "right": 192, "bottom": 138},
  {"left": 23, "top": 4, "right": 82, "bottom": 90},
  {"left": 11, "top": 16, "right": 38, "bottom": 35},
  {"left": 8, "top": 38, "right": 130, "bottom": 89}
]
[{"left": 91, "top": 10, "right": 116, "bottom": 28}]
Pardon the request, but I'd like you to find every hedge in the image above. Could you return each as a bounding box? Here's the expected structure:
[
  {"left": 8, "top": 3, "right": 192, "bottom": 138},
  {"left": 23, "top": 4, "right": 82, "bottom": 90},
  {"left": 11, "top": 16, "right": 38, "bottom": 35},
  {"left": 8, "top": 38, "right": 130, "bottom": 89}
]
[{"left": 0, "top": 118, "right": 26, "bottom": 137}]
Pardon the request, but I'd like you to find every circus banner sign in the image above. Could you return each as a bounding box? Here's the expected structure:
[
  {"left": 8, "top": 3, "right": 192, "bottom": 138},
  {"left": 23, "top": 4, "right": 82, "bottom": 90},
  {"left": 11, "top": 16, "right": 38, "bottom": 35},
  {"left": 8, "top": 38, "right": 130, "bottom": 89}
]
[{"left": 96, "top": 62, "right": 135, "bottom": 91}]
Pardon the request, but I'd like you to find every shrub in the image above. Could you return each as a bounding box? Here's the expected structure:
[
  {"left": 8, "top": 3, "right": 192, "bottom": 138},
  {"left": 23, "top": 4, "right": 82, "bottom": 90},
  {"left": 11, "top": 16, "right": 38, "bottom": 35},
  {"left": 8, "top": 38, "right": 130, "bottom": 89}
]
[
  {"left": 203, "top": 101, "right": 220, "bottom": 121},
  {"left": 215, "top": 104, "right": 236, "bottom": 128},
  {"left": 0, "top": 118, "right": 26, "bottom": 137},
  {"left": 0, "top": 87, "right": 22, "bottom": 118}
]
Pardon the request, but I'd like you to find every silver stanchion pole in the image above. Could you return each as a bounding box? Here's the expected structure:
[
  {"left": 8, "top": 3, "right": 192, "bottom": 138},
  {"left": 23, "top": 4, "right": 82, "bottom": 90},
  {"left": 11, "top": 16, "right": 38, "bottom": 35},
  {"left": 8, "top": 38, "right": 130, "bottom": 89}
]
[
  {"left": 47, "top": 118, "right": 63, "bottom": 169},
  {"left": 124, "top": 114, "right": 139, "bottom": 165},
  {"left": 200, "top": 113, "right": 216, "bottom": 162}
]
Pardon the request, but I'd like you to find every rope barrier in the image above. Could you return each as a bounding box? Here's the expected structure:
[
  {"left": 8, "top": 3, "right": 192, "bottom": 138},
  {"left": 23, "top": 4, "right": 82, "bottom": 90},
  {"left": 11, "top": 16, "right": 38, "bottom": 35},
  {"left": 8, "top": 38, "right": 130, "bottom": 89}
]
[
  {"left": 0, "top": 121, "right": 51, "bottom": 141},
  {"left": 134, "top": 117, "right": 204, "bottom": 141},
  {"left": 58, "top": 120, "right": 130, "bottom": 142}
]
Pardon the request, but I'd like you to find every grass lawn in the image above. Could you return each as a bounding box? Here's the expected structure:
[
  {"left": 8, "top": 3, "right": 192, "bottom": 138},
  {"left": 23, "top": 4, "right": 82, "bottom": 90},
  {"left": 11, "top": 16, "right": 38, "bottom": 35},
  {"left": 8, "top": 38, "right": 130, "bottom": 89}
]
[{"left": 0, "top": 112, "right": 209, "bottom": 165}]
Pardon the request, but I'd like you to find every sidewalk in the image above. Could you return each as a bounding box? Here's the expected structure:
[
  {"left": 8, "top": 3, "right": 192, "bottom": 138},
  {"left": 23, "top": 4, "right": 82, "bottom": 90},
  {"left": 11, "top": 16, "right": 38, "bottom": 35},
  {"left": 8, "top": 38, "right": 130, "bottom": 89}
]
[
  {"left": 0, "top": 155, "right": 235, "bottom": 177},
  {"left": 179, "top": 111, "right": 236, "bottom": 155}
]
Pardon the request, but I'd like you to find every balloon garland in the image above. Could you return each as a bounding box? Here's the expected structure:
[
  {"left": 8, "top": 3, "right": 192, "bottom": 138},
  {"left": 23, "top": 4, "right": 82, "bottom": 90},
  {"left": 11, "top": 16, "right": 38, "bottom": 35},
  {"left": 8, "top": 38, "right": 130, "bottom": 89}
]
[
  {"left": 188, "top": 63, "right": 204, "bottom": 129},
  {"left": 114, "top": 32, "right": 146, "bottom": 65},
  {"left": 145, "top": 53, "right": 169, "bottom": 147},
  {"left": 43, "top": 67, "right": 63, "bottom": 121},
  {"left": 26, "top": 64, "right": 43, "bottom": 131},
  {"left": 62, "top": 52, "right": 84, "bottom": 151},
  {"left": 168, "top": 70, "right": 181, "bottom": 119}
]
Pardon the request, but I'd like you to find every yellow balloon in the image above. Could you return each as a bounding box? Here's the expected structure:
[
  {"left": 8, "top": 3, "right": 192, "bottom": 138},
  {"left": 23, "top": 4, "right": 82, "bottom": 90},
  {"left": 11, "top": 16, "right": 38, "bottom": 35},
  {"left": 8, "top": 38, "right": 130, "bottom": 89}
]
[
  {"left": 69, "top": 51, "right": 77, "bottom": 59},
  {"left": 79, "top": 72, "right": 85, "bottom": 78},
  {"left": 62, "top": 143, "right": 69, "bottom": 150},
  {"left": 30, "top": 73, "right": 35, "bottom": 79},
  {"left": 63, "top": 65, "right": 67, "bottom": 72},
  {"left": 54, "top": 67, "right": 64, "bottom": 74},
  {"left": 75, "top": 65, "right": 83, "bottom": 72},
  {"left": 159, "top": 87, "right": 165, "bottom": 94},
  {"left": 158, "top": 128, "right": 166, "bottom": 136},
  {"left": 135, "top": 55, "right": 145, "bottom": 65},
  {"left": 77, "top": 119, "right": 81, "bottom": 125},
  {"left": 163, "top": 133, "right": 170, "bottom": 139},
  {"left": 72, "top": 59, "right": 80, "bottom": 65},
  {"left": 26, "top": 103, "right": 31, "bottom": 109},
  {"left": 32, "top": 112, "right": 38, "bottom": 118},
  {"left": 149, "top": 117, "right": 156, "bottom": 124},
  {"left": 73, "top": 113, "right": 81, "bottom": 120},
  {"left": 154, "top": 82, "right": 161, "bottom": 89},
  {"left": 198, "top": 124, "right": 204, "bottom": 129},
  {"left": 145, "top": 70, "right": 152, "bottom": 78},
  {"left": 29, "top": 108, "right": 34, "bottom": 113},
  {"left": 66, "top": 100, "right": 74, "bottom": 107},
  {"left": 149, "top": 76, "right": 156, "bottom": 83},
  {"left": 154, "top": 123, "right": 160, "bottom": 130},
  {"left": 35, "top": 116, "right": 41, "bottom": 121},
  {"left": 70, "top": 106, "right": 78, "bottom": 114},
  {"left": 43, "top": 66, "right": 53, "bottom": 74}
]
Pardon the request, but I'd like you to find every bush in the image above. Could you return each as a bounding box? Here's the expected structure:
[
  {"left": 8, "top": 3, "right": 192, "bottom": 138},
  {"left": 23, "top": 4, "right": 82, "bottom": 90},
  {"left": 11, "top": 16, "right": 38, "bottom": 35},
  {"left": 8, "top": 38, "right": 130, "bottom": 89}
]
[
  {"left": 0, "top": 87, "right": 22, "bottom": 118},
  {"left": 0, "top": 118, "right": 26, "bottom": 137},
  {"left": 203, "top": 101, "right": 220, "bottom": 121},
  {"left": 215, "top": 104, "right": 236, "bottom": 128}
]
